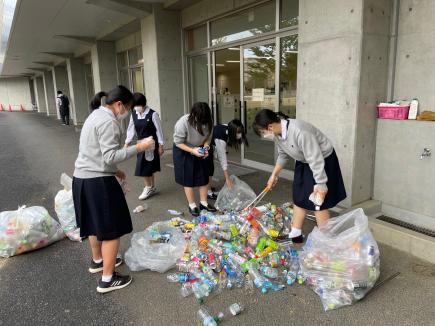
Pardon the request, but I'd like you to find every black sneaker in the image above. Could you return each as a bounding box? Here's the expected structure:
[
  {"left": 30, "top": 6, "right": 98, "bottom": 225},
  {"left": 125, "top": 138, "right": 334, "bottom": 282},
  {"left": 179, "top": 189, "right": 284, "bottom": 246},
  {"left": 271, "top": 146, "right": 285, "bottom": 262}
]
[
  {"left": 199, "top": 203, "right": 217, "bottom": 212},
  {"left": 97, "top": 272, "right": 132, "bottom": 294},
  {"left": 189, "top": 206, "right": 200, "bottom": 217},
  {"left": 89, "top": 257, "right": 123, "bottom": 274},
  {"left": 207, "top": 193, "right": 218, "bottom": 200}
]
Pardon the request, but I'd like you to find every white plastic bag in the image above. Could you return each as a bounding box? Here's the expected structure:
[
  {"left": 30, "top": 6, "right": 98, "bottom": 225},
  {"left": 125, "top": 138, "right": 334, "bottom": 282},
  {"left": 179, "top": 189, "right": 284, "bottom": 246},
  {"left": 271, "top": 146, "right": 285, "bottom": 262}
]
[
  {"left": 299, "top": 208, "right": 380, "bottom": 311},
  {"left": 0, "top": 206, "right": 65, "bottom": 257},
  {"left": 54, "top": 173, "right": 81, "bottom": 241},
  {"left": 125, "top": 222, "right": 186, "bottom": 273},
  {"left": 215, "top": 175, "right": 256, "bottom": 212}
]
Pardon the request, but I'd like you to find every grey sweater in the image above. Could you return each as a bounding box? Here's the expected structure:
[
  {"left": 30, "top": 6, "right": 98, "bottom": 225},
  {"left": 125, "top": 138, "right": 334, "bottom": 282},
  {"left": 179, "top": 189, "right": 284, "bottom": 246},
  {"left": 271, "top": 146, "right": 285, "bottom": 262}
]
[
  {"left": 173, "top": 114, "right": 212, "bottom": 147},
  {"left": 74, "top": 107, "right": 137, "bottom": 179},
  {"left": 276, "top": 119, "right": 333, "bottom": 188}
]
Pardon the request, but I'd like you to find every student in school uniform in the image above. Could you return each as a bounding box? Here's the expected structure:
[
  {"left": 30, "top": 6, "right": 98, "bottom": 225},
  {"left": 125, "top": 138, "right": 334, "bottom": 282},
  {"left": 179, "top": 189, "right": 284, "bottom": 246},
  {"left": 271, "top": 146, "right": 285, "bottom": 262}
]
[
  {"left": 205, "top": 119, "right": 248, "bottom": 199},
  {"left": 252, "top": 109, "right": 346, "bottom": 243},
  {"left": 173, "top": 102, "right": 217, "bottom": 217},
  {"left": 125, "top": 93, "right": 164, "bottom": 200},
  {"left": 72, "top": 85, "right": 155, "bottom": 293}
]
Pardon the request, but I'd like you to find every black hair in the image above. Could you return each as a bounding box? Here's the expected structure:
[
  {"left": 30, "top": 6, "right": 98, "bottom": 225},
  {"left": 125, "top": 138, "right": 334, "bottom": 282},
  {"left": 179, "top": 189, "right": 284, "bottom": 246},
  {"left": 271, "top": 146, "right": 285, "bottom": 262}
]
[
  {"left": 89, "top": 85, "right": 133, "bottom": 111},
  {"left": 57, "top": 90, "right": 62, "bottom": 95},
  {"left": 188, "top": 102, "right": 213, "bottom": 136},
  {"left": 252, "top": 109, "right": 289, "bottom": 136},
  {"left": 133, "top": 92, "right": 147, "bottom": 107},
  {"left": 227, "top": 119, "right": 248, "bottom": 150}
]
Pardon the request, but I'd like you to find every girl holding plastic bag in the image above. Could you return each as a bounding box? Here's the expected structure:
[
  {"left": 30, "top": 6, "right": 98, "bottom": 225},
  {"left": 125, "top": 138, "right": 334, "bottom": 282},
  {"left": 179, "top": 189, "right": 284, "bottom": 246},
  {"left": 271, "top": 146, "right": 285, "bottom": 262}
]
[
  {"left": 72, "top": 86, "right": 155, "bottom": 293},
  {"left": 252, "top": 109, "right": 346, "bottom": 243},
  {"left": 205, "top": 119, "right": 248, "bottom": 199}
]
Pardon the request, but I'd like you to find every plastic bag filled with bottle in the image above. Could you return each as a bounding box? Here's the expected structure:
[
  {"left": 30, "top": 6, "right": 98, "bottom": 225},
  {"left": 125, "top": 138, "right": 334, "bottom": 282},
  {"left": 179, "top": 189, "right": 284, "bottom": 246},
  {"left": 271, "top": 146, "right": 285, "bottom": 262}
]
[
  {"left": 215, "top": 175, "right": 256, "bottom": 212},
  {"left": 125, "top": 222, "right": 187, "bottom": 273},
  {"left": 0, "top": 206, "right": 65, "bottom": 257},
  {"left": 299, "top": 208, "right": 380, "bottom": 311},
  {"left": 54, "top": 173, "right": 81, "bottom": 241}
]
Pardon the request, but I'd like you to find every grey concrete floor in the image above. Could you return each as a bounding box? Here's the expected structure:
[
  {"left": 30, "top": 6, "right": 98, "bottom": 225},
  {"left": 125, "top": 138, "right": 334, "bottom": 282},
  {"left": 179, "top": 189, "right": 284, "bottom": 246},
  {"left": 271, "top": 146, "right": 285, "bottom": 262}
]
[{"left": 0, "top": 111, "right": 434, "bottom": 326}]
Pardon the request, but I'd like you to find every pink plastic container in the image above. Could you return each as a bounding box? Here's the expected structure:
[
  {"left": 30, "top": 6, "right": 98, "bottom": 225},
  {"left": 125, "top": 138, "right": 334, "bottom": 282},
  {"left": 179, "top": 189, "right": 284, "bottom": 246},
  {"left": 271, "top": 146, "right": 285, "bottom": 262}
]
[{"left": 377, "top": 105, "right": 409, "bottom": 120}]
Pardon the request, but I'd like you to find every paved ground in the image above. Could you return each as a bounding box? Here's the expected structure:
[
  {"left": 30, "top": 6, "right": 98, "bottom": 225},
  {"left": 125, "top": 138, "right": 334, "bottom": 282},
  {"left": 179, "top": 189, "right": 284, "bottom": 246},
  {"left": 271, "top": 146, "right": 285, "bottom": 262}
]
[{"left": 0, "top": 111, "right": 434, "bottom": 326}]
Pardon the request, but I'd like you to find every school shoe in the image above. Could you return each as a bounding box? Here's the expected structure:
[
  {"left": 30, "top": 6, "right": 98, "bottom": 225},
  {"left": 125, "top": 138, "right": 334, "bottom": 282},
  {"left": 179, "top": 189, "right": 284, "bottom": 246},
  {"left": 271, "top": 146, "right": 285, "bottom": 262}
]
[
  {"left": 199, "top": 203, "right": 217, "bottom": 212},
  {"left": 207, "top": 192, "right": 218, "bottom": 200},
  {"left": 97, "top": 272, "right": 132, "bottom": 294},
  {"left": 89, "top": 257, "right": 123, "bottom": 274},
  {"left": 189, "top": 206, "right": 200, "bottom": 217},
  {"left": 138, "top": 186, "right": 157, "bottom": 200}
]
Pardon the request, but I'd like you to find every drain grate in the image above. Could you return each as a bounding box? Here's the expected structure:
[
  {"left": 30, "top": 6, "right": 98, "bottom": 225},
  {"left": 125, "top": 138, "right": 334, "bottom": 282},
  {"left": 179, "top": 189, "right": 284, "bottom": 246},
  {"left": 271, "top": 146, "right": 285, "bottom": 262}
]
[{"left": 377, "top": 216, "right": 435, "bottom": 238}]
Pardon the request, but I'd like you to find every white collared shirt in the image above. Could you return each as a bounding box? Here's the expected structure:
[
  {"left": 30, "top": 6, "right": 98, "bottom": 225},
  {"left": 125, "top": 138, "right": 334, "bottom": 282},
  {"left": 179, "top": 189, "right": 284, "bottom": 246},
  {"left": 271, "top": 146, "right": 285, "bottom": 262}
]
[
  {"left": 279, "top": 119, "right": 288, "bottom": 140},
  {"left": 125, "top": 106, "right": 164, "bottom": 145}
]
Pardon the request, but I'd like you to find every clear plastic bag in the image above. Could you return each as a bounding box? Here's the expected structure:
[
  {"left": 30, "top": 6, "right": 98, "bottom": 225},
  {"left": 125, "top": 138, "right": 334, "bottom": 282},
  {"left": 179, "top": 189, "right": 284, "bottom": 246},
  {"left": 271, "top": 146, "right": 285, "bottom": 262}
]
[
  {"left": 215, "top": 175, "right": 256, "bottom": 212},
  {"left": 0, "top": 206, "right": 65, "bottom": 257},
  {"left": 54, "top": 173, "right": 81, "bottom": 241},
  {"left": 299, "top": 208, "right": 380, "bottom": 311},
  {"left": 125, "top": 222, "right": 186, "bottom": 273}
]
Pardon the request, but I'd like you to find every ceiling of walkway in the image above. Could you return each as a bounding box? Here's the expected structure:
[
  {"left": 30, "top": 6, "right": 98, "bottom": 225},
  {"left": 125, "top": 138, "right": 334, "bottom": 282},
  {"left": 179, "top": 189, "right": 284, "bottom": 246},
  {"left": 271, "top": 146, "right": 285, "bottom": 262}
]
[{"left": 1, "top": 0, "right": 200, "bottom": 77}]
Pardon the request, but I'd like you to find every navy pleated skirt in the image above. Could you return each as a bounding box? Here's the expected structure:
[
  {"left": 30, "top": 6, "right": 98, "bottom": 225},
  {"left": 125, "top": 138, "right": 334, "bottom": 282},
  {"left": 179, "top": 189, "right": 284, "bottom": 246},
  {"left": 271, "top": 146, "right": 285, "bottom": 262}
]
[
  {"left": 292, "top": 150, "right": 347, "bottom": 211},
  {"left": 173, "top": 144, "right": 210, "bottom": 187},
  {"left": 135, "top": 146, "right": 161, "bottom": 177},
  {"left": 72, "top": 176, "right": 133, "bottom": 241}
]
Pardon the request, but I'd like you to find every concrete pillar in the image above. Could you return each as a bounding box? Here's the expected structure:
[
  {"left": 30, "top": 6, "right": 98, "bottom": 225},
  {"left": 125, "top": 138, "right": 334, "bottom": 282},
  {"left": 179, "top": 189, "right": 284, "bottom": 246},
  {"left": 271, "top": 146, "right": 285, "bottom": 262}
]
[
  {"left": 296, "top": 0, "right": 392, "bottom": 207},
  {"left": 66, "top": 57, "right": 89, "bottom": 125},
  {"left": 35, "top": 76, "right": 47, "bottom": 113},
  {"left": 42, "top": 70, "right": 57, "bottom": 116},
  {"left": 141, "top": 5, "right": 184, "bottom": 147},
  {"left": 52, "top": 65, "right": 70, "bottom": 120},
  {"left": 91, "top": 41, "right": 117, "bottom": 92}
]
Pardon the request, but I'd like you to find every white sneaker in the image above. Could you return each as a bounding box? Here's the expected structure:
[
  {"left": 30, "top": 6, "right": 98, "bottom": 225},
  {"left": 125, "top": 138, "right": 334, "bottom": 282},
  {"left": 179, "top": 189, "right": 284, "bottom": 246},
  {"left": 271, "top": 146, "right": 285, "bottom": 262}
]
[{"left": 138, "top": 186, "right": 157, "bottom": 200}]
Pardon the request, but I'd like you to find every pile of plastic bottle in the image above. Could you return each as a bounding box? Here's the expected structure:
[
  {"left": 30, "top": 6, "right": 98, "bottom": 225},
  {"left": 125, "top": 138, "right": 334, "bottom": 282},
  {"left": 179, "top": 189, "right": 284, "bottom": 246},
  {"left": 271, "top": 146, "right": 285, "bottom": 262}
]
[{"left": 165, "top": 203, "right": 305, "bottom": 307}]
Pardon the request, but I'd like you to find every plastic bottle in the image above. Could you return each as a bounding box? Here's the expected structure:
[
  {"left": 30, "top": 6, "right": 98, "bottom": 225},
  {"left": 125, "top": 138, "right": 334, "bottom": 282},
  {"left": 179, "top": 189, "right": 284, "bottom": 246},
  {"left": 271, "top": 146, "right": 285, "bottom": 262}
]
[
  {"left": 265, "top": 239, "right": 279, "bottom": 251},
  {"left": 180, "top": 282, "right": 194, "bottom": 297},
  {"left": 228, "top": 253, "right": 247, "bottom": 266},
  {"left": 248, "top": 268, "right": 265, "bottom": 289},
  {"left": 197, "top": 308, "right": 218, "bottom": 326},
  {"left": 167, "top": 273, "right": 194, "bottom": 283},
  {"left": 255, "top": 237, "right": 267, "bottom": 253},
  {"left": 202, "top": 266, "right": 218, "bottom": 284},
  {"left": 176, "top": 260, "right": 199, "bottom": 273},
  {"left": 287, "top": 249, "right": 299, "bottom": 285},
  {"left": 247, "top": 228, "right": 260, "bottom": 247},
  {"left": 244, "top": 274, "right": 255, "bottom": 294},
  {"left": 238, "top": 220, "right": 251, "bottom": 236},
  {"left": 408, "top": 98, "right": 419, "bottom": 119},
  {"left": 216, "top": 303, "right": 245, "bottom": 322},
  {"left": 214, "top": 231, "right": 232, "bottom": 241},
  {"left": 208, "top": 253, "right": 217, "bottom": 269},
  {"left": 260, "top": 266, "right": 279, "bottom": 279}
]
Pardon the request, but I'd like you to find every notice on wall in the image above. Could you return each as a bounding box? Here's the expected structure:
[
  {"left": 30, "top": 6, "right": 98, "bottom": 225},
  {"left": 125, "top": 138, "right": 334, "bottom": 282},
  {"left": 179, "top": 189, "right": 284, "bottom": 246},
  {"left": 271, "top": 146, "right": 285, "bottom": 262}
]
[
  {"left": 223, "top": 95, "right": 235, "bottom": 107},
  {"left": 252, "top": 88, "right": 265, "bottom": 102}
]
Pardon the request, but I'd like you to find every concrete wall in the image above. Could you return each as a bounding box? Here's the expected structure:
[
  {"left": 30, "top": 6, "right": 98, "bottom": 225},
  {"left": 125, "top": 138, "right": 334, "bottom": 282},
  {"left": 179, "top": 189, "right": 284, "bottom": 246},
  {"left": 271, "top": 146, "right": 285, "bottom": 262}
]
[
  {"left": 0, "top": 77, "right": 32, "bottom": 110},
  {"left": 91, "top": 41, "right": 118, "bottom": 92},
  {"left": 141, "top": 5, "right": 184, "bottom": 147},
  {"left": 115, "top": 31, "right": 142, "bottom": 53},
  {"left": 393, "top": 0, "right": 435, "bottom": 110},
  {"left": 66, "top": 58, "right": 89, "bottom": 125},
  {"left": 181, "top": 0, "right": 258, "bottom": 28},
  {"left": 374, "top": 120, "right": 435, "bottom": 230},
  {"left": 35, "top": 76, "right": 47, "bottom": 113}
]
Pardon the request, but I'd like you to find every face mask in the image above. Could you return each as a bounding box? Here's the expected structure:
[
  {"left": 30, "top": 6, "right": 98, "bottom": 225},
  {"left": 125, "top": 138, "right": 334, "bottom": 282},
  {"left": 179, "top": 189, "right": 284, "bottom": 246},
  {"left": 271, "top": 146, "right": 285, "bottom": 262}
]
[
  {"left": 116, "top": 105, "right": 129, "bottom": 121},
  {"left": 134, "top": 106, "right": 143, "bottom": 114},
  {"left": 236, "top": 133, "right": 242, "bottom": 140},
  {"left": 262, "top": 132, "right": 274, "bottom": 140}
]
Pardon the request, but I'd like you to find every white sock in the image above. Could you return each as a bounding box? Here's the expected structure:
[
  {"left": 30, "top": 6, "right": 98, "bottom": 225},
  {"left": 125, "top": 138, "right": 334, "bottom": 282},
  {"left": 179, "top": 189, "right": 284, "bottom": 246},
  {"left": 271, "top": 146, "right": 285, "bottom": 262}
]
[
  {"left": 288, "top": 227, "right": 302, "bottom": 238},
  {"left": 207, "top": 190, "right": 213, "bottom": 195},
  {"left": 189, "top": 203, "right": 197, "bottom": 210},
  {"left": 200, "top": 201, "right": 208, "bottom": 207},
  {"left": 102, "top": 274, "right": 112, "bottom": 282},
  {"left": 93, "top": 258, "right": 103, "bottom": 264}
]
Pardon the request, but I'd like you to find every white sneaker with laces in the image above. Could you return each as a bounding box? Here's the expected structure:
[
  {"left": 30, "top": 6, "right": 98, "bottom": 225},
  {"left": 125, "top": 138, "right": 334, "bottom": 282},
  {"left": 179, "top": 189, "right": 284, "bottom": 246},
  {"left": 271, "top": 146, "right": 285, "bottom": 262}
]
[{"left": 138, "top": 186, "right": 151, "bottom": 200}]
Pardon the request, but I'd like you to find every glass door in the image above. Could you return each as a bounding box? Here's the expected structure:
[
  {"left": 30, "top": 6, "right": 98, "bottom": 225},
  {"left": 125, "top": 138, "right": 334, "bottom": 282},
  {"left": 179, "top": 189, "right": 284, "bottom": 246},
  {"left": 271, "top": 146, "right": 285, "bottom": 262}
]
[
  {"left": 188, "top": 54, "right": 210, "bottom": 105},
  {"left": 241, "top": 41, "right": 276, "bottom": 167}
]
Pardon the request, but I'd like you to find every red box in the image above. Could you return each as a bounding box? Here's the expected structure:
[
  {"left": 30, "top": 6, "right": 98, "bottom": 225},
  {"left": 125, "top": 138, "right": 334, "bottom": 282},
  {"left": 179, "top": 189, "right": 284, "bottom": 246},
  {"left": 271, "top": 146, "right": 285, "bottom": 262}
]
[{"left": 377, "top": 105, "right": 409, "bottom": 120}]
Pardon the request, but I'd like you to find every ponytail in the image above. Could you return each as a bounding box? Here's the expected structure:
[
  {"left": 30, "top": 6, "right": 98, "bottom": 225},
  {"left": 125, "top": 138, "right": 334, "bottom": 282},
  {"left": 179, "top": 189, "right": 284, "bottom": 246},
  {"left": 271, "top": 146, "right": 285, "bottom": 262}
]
[
  {"left": 89, "top": 85, "right": 133, "bottom": 112},
  {"left": 90, "top": 91, "right": 107, "bottom": 111}
]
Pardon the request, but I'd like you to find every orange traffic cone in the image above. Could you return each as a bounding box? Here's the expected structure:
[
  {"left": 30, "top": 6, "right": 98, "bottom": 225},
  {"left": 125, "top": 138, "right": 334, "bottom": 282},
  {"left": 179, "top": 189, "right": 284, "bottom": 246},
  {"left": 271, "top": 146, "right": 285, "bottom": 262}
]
[
  {"left": 19, "top": 104, "right": 25, "bottom": 112},
  {"left": 0, "top": 104, "right": 4, "bottom": 111},
  {"left": 8, "top": 104, "right": 12, "bottom": 112}
]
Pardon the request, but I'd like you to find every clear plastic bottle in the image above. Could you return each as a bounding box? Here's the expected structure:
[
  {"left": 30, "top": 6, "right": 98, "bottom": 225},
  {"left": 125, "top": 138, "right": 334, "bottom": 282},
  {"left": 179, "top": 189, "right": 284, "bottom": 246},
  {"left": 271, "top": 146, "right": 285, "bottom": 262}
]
[
  {"left": 176, "top": 260, "right": 199, "bottom": 273},
  {"left": 197, "top": 308, "right": 218, "bottom": 326},
  {"left": 166, "top": 273, "right": 192, "bottom": 283},
  {"left": 180, "top": 282, "right": 194, "bottom": 297},
  {"left": 216, "top": 303, "right": 245, "bottom": 322},
  {"left": 260, "top": 266, "right": 279, "bottom": 279}
]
